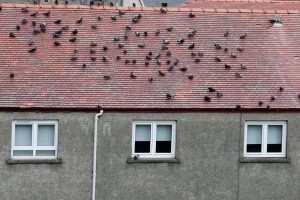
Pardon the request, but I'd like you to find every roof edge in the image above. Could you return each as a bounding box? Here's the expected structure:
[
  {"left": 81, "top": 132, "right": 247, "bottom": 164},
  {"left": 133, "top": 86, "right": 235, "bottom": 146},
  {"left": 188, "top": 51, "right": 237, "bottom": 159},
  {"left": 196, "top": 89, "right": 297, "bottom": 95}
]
[{"left": 0, "top": 3, "right": 299, "bottom": 14}]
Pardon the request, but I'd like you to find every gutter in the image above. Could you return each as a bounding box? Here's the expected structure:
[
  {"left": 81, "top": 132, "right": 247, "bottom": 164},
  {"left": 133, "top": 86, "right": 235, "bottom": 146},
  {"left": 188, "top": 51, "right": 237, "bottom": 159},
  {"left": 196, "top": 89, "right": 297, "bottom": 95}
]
[{"left": 92, "top": 110, "right": 104, "bottom": 200}]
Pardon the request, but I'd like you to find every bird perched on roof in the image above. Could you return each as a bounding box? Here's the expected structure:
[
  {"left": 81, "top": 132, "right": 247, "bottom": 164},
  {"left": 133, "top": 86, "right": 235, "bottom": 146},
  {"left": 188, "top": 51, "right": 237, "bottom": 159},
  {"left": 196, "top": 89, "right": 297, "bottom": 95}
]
[
  {"left": 104, "top": 75, "right": 111, "bottom": 80},
  {"left": 102, "top": 56, "right": 108, "bottom": 62},
  {"left": 240, "top": 33, "right": 247, "bottom": 39},
  {"left": 90, "top": 57, "right": 97, "bottom": 61},
  {"left": 231, "top": 53, "right": 237, "bottom": 58},
  {"left": 54, "top": 19, "right": 61, "bottom": 24},
  {"left": 54, "top": 0, "right": 58, "bottom": 4},
  {"left": 103, "top": 46, "right": 108, "bottom": 51},
  {"left": 54, "top": 41, "right": 61, "bottom": 46},
  {"left": 225, "top": 64, "right": 231, "bottom": 70},
  {"left": 180, "top": 66, "right": 187, "bottom": 72},
  {"left": 118, "top": 44, "right": 124, "bottom": 49},
  {"left": 166, "top": 27, "right": 173, "bottom": 32},
  {"left": 195, "top": 58, "right": 201, "bottom": 63},
  {"left": 241, "top": 64, "right": 247, "bottom": 70},
  {"left": 155, "top": 53, "right": 161, "bottom": 60},
  {"left": 208, "top": 87, "right": 216, "bottom": 92},
  {"left": 118, "top": 10, "right": 125, "bottom": 16},
  {"left": 28, "top": 48, "right": 37, "bottom": 53},
  {"left": 204, "top": 96, "right": 211, "bottom": 102},
  {"left": 28, "top": 38, "right": 34, "bottom": 45},
  {"left": 130, "top": 72, "right": 136, "bottom": 79},
  {"left": 138, "top": 43, "right": 145, "bottom": 48},
  {"left": 91, "top": 25, "right": 97, "bottom": 29},
  {"left": 9, "top": 32, "right": 16, "bottom": 37},
  {"left": 215, "top": 57, "right": 221, "bottom": 62},
  {"left": 155, "top": 29, "right": 160, "bottom": 36},
  {"left": 217, "top": 92, "right": 223, "bottom": 97},
  {"left": 72, "top": 29, "right": 78, "bottom": 35},
  {"left": 76, "top": 17, "right": 83, "bottom": 24},
  {"left": 21, "top": 8, "right": 29, "bottom": 13},
  {"left": 166, "top": 51, "right": 171, "bottom": 56},
  {"left": 237, "top": 47, "right": 244, "bottom": 52},
  {"left": 160, "top": 8, "right": 167, "bottom": 13},
  {"left": 43, "top": 11, "right": 50, "bottom": 17},
  {"left": 22, "top": 19, "right": 28, "bottom": 24},
  {"left": 224, "top": 31, "right": 229, "bottom": 37},
  {"left": 148, "top": 77, "right": 153, "bottom": 81},
  {"left": 91, "top": 42, "right": 97, "bottom": 47},
  {"left": 158, "top": 70, "right": 165, "bottom": 76},
  {"left": 188, "top": 43, "right": 195, "bottom": 49},
  {"left": 97, "top": 16, "right": 102, "bottom": 21},
  {"left": 90, "top": 49, "right": 96, "bottom": 54},
  {"left": 111, "top": 16, "right": 117, "bottom": 21},
  {"left": 69, "top": 37, "right": 76, "bottom": 42},
  {"left": 177, "top": 38, "right": 185, "bottom": 44},
  {"left": 113, "top": 37, "right": 120, "bottom": 42},
  {"left": 109, "top": 2, "right": 114, "bottom": 6},
  {"left": 189, "top": 12, "right": 196, "bottom": 17},
  {"left": 166, "top": 93, "right": 174, "bottom": 100},
  {"left": 71, "top": 56, "right": 77, "bottom": 61},
  {"left": 30, "top": 12, "right": 38, "bottom": 17}
]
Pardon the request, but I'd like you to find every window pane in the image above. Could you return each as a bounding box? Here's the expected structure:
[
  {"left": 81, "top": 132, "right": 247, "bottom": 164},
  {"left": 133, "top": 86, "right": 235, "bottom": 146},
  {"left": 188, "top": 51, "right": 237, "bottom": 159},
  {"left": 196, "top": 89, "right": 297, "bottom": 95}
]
[
  {"left": 156, "top": 125, "right": 172, "bottom": 153},
  {"left": 13, "top": 150, "right": 33, "bottom": 156},
  {"left": 267, "top": 125, "right": 283, "bottom": 153},
  {"left": 15, "top": 125, "right": 32, "bottom": 146},
  {"left": 36, "top": 150, "right": 55, "bottom": 156},
  {"left": 37, "top": 125, "right": 55, "bottom": 146},
  {"left": 247, "top": 125, "right": 262, "bottom": 153},
  {"left": 135, "top": 125, "right": 151, "bottom": 153}
]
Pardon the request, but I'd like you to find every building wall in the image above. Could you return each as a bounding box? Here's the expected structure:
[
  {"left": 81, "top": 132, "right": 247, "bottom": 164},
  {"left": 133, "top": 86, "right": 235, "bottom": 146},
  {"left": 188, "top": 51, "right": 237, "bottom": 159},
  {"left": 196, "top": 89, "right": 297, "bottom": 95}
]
[{"left": 0, "top": 112, "right": 299, "bottom": 200}]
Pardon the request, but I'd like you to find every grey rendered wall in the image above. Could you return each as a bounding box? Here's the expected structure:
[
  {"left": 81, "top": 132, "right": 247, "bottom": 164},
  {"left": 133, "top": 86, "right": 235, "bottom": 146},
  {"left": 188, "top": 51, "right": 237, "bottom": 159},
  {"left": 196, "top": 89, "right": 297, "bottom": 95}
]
[{"left": 0, "top": 112, "right": 299, "bottom": 200}]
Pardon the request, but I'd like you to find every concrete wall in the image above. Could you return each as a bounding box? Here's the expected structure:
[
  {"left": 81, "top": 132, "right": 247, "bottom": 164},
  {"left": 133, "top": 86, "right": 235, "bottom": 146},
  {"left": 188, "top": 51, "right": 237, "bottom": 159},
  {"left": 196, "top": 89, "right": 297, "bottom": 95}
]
[{"left": 0, "top": 112, "right": 299, "bottom": 200}]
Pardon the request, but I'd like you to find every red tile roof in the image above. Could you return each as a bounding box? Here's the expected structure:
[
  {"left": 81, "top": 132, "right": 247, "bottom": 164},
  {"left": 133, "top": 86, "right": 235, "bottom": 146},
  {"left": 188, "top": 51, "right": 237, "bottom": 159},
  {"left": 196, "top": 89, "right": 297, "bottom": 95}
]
[{"left": 0, "top": 3, "right": 299, "bottom": 111}]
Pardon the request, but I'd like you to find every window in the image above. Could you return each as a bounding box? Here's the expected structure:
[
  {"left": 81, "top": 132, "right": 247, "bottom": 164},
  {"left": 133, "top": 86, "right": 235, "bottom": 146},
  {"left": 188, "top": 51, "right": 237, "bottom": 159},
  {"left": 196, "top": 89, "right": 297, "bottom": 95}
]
[
  {"left": 244, "top": 121, "right": 286, "bottom": 157},
  {"left": 132, "top": 121, "right": 176, "bottom": 159},
  {"left": 11, "top": 121, "right": 58, "bottom": 159}
]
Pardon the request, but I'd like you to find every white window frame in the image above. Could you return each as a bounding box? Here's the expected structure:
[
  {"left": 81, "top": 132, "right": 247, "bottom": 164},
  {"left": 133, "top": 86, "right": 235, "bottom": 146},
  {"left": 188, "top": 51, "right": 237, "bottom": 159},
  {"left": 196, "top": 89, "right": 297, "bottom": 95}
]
[
  {"left": 11, "top": 120, "right": 58, "bottom": 160},
  {"left": 244, "top": 121, "right": 287, "bottom": 158},
  {"left": 132, "top": 121, "right": 176, "bottom": 159}
]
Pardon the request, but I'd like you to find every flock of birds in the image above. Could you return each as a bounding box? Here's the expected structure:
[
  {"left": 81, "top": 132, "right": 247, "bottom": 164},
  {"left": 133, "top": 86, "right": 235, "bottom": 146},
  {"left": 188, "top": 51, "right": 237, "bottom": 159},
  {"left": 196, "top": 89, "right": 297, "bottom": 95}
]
[{"left": 3, "top": 6, "right": 299, "bottom": 108}]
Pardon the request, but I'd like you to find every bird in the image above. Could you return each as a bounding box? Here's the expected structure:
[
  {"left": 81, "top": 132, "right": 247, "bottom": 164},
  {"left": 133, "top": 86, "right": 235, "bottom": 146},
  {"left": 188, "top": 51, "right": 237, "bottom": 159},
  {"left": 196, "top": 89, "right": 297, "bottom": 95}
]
[
  {"left": 224, "top": 31, "right": 229, "bottom": 37},
  {"left": 91, "top": 42, "right": 97, "bottom": 47},
  {"left": 174, "top": 59, "right": 179, "bottom": 65},
  {"left": 258, "top": 101, "right": 263, "bottom": 106},
  {"left": 166, "top": 27, "right": 173, "bottom": 32},
  {"left": 125, "top": 60, "right": 130, "bottom": 64},
  {"left": 162, "top": 45, "right": 168, "bottom": 50},
  {"left": 111, "top": 16, "right": 117, "bottom": 21},
  {"left": 90, "top": 0, "right": 94, "bottom": 6},
  {"left": 144, "top": 31, "right": 148, "bottom": 36},
  {"left": 53, "top": 33, "right": 60, "bottom": 38},
  {"left": 225, "top": 64, "right": 231, "bottom": 70},
  {"left": 235, "top": 72, "right": 242, "bottom": 78},
  {"left": 82, "top": 64, "right": 87, "bottom": 68},
  {"left": 130, "top": 72, "right": 136, "bottom": 79},
  {"left": 241, "top": 64, "right": 247, "bottom": 70},
  {"left": 43, "top": 11, "right": 50, "bottom": 17},
  {"left": 118, "top": 44, "right": 124, "bottom": 49},
  {"left": 91, "top": 25, "right": 97, "bottom": 29},
  {"left": 104, "top": 75, "right": 111, "bottom": 80},
  {"left": 132, "top": 17, "right": 139, "bottom": 23},
  {"left": 113, "top": 37, "right": 120, "bottom": 42},
  {"left": 279, "top": 87, "right": 284, "bottom": 92},
  {"left": 217, "top": 92, "right": 223, "bottom": 97},
  {"left": 155, "top": 53, "right": 161, "bottom": 60},
  {"left": 32, "top": 21, "right": 36, "bottom": 26},
  {"left": 90, "top": 57, "right": 97, "bottom": 61},
  {"left": 65, "top": 0, "right": 68, "bottom": 5},
  {"left": 54, "top": 19, "right": 61, "bottom": 24},
  {"left": 189, "top": 12, "right": 196, "bottom": 17},
  {"left": 62, "top": 26, "right": 69, "bottom": 31},
  {"left": 103, "top": 46, "right": 108, "bottom": 51},
  {"left": 155, "top": 29, "right": 160, "bottom": 36},
  {"left": 138, "top": 43, "right": 145, "bottom": 48},
  {"left": 208, "top": 87, "right": 216, "bottom": 92},
  {"left": 119, "top": 10, "right": 125, "bottom": 16},
  {"left": 69, "top": 37, "right": 76, "bottom": 42},
  {"left": 180, "top": 67, "right": 187, "bottom": 72},
  {"left": 166, "top": 60, "right": 171, "bottom": 65},
  {"left": 135, "top": 32, "right": 140, "bottom": 36},
  {"left": 28, "top": 48, "right": 37, "bottom": 53},
  {"left": 163, "top": 39, "right": 170, "bottom": 45},
  {"left": 54, "top": 0, "right": 58, "bottom": 4},
  {"left": 90, "top": 49, "right": 96, "bottom": 54},
  {"left": 21, "top": 8, "right": 29, "bottom": 13},
  {"left": 71, "top": 56, "right": 77, "bottom": 61},
  {"left": 198, "top": 52, "right": 204, "bottom": 57},
  {"left": 76, "top": 17, "right": 83, "bottom": 24},
  {"left": 188, "top": 43, "right": 195, "bottom": 49},
  {"left": 22, "top": 19, "right": 28, "bottom": 24},
  {"left": 116, "top": 56, "right": 121, "bottom": 60},
  {"left": 177, "top": 38, "right": 185, "bottom": 44},
  {"left": 204, "top": 96, "right": 211, "bottom": 102},
  {"left": 109, "top": 2, "right": 114, "bottom": 6},
  {"left": 215, "top": 57, "right": 221, "bottom": 62},
  {"left": 168, "top": 65, "right": 174, "bottom": 71},
  {"left": 132, "top": 59, "right": 136, "bottom": 64},
  {"left": 126, "top": 25, "right": 132, "bottom": 30},
  {"left": 191, "top": 52, "right": 196, "bottom": 57},
  {"left": 188, "top": 75, "right": 194, "bottom": 80},
  {"left": 161, "top": 2, "right": 168, "bottom": 7},
  {"left": 148, "top": 51, "right": 153, "bottom": 56},
  {"left": 166, "top": 93, "right": 174, "bottom": 99},
  {"left": 132, "top": 2, "right": 136, "bottom": 7},
  {"left": 124, "top": 33, "right": 128, "bottom": 40},
  {"left": 123, "top": 50, "right": 127, "bottom": 54},
  {"left": 74, "top": 48, "right": 79, "bottom": 53},
  {"left": 54, "top": 41, "right": 61, "bottom": 46},
  {"left": 235, "top": 105, "right": 241, "bottom": 109},
  {"left": 156, "top": 60, "right": 161, "bottom": 65},
  {"left": 137, "top": 14, "right": 142, "bottom": 19},
  {"left": 231, "top": 53, "right": 237, "bottom": 58},
  {"left": 145, "top": 62, "right": 149, "bottom": 66},
  {"left": 10, "top": 73, "right": 14, "bottom": 79},
  {"left": 33, "top": 29, "right": 41, "bottom": 35},
  {"left": 166, "top": 51, "right": 171, "bottom": 56},
  {"left": 146, "top": 56, "right": 151, "bottom": 61},
  {"left": 72, "top": 29, "right": 78, "bottom": 35},
  {"left": 102, "top": 56, "right": 107, "bottom": 62},
  {"left": 9, "top": 32, "right": 16, "bottom": 37},
  {"left": 215, "top": 43, "right": 222, "bottom": 49},
  {"left": 158, "top": 70, "right": 165, "bottom": 76},
  {"left": 97, "top": 16, "right": 102, "bottom": 21},
  {"left": 224, "top": 48, "right": 228, "bottom": 52},
  {"left": 148, "top": 77, "right": 153, "bottom": 81},
  {"left": 240, "top": 33, "right": 247, "bottom": 39},
  {"left": 28, "top": 39, "right": 34, "bottom": 45},
  {"left": 160, "top": 8, "right": 167, "bottom": 13},
  {"left": 55, "top": 30, "right": 63, "bottom": 35},
  {"left": 237, "top": 47, "right": 244, "bottom": 52},
  {"left": 30, "top": 12, "right": 38, "bottom": 17}
]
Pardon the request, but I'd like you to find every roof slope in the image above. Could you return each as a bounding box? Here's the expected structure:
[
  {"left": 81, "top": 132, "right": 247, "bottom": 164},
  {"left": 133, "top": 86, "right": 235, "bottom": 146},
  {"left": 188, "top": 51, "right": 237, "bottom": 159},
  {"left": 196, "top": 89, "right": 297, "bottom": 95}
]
[{"left": 0, "top": 4, "right": 299, "bottom": 111}]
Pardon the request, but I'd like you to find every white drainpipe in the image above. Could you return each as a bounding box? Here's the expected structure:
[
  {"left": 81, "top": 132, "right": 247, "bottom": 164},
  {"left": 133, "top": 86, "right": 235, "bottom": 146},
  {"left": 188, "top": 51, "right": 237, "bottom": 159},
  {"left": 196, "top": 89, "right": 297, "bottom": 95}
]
[{"left": 92, "top": 110, "right": 104, "bottom": 200}]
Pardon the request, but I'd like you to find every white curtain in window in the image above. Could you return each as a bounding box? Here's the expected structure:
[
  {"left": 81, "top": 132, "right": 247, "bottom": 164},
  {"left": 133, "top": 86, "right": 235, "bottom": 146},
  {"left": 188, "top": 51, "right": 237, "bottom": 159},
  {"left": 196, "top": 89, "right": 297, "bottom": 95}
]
[
  {"left": 156, "top": 125, "right": 172, "bottom": 141},
  {"left": 15, "top": 125, "right": 32, "bottom": 146},
  {"left": 135, "top": 125, "right": 151, "bottom": 141},
  {"left": 247, "top": 125, "right": 262, "bottom": 144},
  {"left": 268, "top": 125, "right": 282, "bottom": 144},
  {"left": 37, "top": 125, "right": 55, "bottom": 146}
]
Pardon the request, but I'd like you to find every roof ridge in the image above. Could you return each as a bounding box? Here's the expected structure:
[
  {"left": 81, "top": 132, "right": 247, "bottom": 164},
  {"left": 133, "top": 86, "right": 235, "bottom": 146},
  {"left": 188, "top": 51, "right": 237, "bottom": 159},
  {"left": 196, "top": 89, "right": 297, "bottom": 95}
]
[{"left": 0, "top": 2, "right": 299, "bottom": 14}]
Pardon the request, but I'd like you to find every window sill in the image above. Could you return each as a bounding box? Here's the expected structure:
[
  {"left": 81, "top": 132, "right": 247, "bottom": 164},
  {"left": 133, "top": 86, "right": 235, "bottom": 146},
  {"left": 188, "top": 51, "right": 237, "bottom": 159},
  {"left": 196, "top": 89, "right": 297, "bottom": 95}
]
[
  {"left": 127, "top": 158, "right": 180, "bottom": 164},
  {"left": 240, "top": 157, "right": 290, "bottom": 163},
  {"left": 6, "top": 158, "right": 62, "bottom": 164}
]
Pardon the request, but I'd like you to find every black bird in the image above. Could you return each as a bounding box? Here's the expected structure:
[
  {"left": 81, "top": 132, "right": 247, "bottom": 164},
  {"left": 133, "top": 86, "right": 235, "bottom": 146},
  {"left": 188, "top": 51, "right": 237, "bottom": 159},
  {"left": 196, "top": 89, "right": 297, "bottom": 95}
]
[
  {"left": 82, "top": 64, "right": 87, "bottom": 68},
  {"left": 160, "top": 8, "right": 167, "bottom": 13},
  {"left": 43, "top": 11, "right": 50, "bottom": 17},
  {"left": 111, "top": 16, "right": 117, "bottom": 21},
  {"left": 132, "top": 59, "right": 136, "bottom": 64},
  {"left": 231, "top": 53, "right": 237, "bottom": 58},
  {"left": 62, "top": 26, "right": 69, "bottom": 31},
  {"left": 130, "top": 72, "right": 136, "bottom": 79},
  {"left": 237, "top": 47, "right": 244, "bottom": 52},
  {"left": 109, "top": 2, "right": 114, "bottom": 6},
  {"left": 240, "top": 33, "right": 247, "bottom": 39},
  {"left": 236, "top": 105, "right": 241, "bottom": 109},
  {"left": 104, "top": 75, "right": 111, "bottom": 80},
  {"left": 166, "top": 93, "right": 174, "bottom": 99},
  {"left": 124, "top": 33, "right": 128, "bottom": 40},
  {"left": 225, "top": 64, "right": 231, "bottom": 70},
  {"left": 198, "top": 52, "right": 204, "bottom": 57},
  {"left": 217, "top": 92, "right": 223, "bottom": 97},
  {"left": 161, "top": 2, "right": 168, "bottom": 7},
  {"left": 146, "top": 55, "right": 151, "bottom": 61},
  {"left": 177, "top": 38, "right": 185, "bottom": 44},
  {"left": 69, "top": 37, "right": 76, "bottom": 42},
  {"left": 32, "top": 21, "right": 36, "bottom": 26},
  {"left": 133, "top": 3, "right": 136, "bottom": 7},
  {"left": 188, "top": 43, "right": 195, "bottom": 49},
  {"left": 21, "top": 19, "right": 28, "bottom": 24},
  {"left": 168, "top": 65, "right": 174, "bottom": 71},
  {"left": 119, "top": 10, "right": 125, "bottom": 16},
  {"left": 28, "top": 39, "right": 34, "bottom": 45},
  {"left": 208, "top": 87, "right": 216, "bottom": 92},
  {"left": 125, "top": 59, "right": 130, "bottom": 64},
  {"left": 188, "top": 75, "right": 194, "bottom": 80},
  {"left": 53, "top": 33, "right": 60, "bottom": 38},
  {"left": 91, "top": 42, "right": 97, "bottom": 47},
  {"left": 155, "top": 53, "right": 161, "bottom": 60},
  {"left": 158, "top": 70, "right": 165, "bottom": 76},
  {"left": 74, "top": 48, "right": 79, "bottom": 53},
  {"left": 224, "top": 31, "right": 229, "bottom": 37},
  {"left": 76, "top": 17, "right": 83, "bottom": 24},
  {"left": 103, "top": 46, "right": 108, "bottom": 51},
  {"left": 235, "top": 72, "right": 242, "bottom": 78},
  {"left": 72, "top": 29, "right": 78, "bottom": 35},
  {"left": 55, "top": 0, "right": 58, "bottom": 4},
  {"left": 174, "top": 59, "right": 179, "bottom": 65},
  {"left": 113, "top": 37, "right": 120, "bottom": 41},
  {"left": 155, "top": 29, "right": 160, "bottom": 36},
  {"left": 102, "top": 56, "right": 107, "bottom": 62},
  {"left": 191, "top": 52, "right": 196, "bottom": 57},
  {"left": 180, "top": 67, "right": 187, "bottom": 72},
  {"left": 28, "top": 48, "right": 37, "bottom": 53},
  {"left": 118, "top": 44, "right": 124, "bottom": 49},
  {"left": 279, "top": 87, "right": 284, "bottom": 92},
  {"left": 189, "top": 12, "right": 196, "bottom": 17},
  {"left": 204, "top": 96, "right": 211, "bottom": 102},
  {"left": 224, "top": 48, "right": 228, "bottom": 52},
  {"left": 90, "top": 57, "right": 97, "bottom": 61},
  {"left": 156, "top": 60, "right": 161, "bottom": 65},
  {"left": 162, "top": 39, "right": 170, "bottom": 45},
  {"left": 188, "top": 28, "right": 197, "bottom": 37},
  {"left": 145, "top": 62, "right": 150, "bottom": 66},
  {"left": 241, "top": 64, "right": 247, "bottom": 70},
  {"left": 65, "top": 1, "right": 68, "bottom": 5},
  {"left": 90, "top": 0, "right": 94, "bottom": 5},
  {"left": 166, "top": 27, "right": 173, "bottom": 32},
  {"left": 137, "top": 13, "right": 142, "bottom": 19},
  {"left": 132, "top": 17, "right": 139, "bottom": 23},
  {"left": 215, "top": 57, "right": 221, "bottom": 62},
  {"left": 54, "top": 41, "right": 61, "bottom": 46},
  {"left": 97, "top": 16, "right": 102, "bottom": 21},
  {"left": 54, "top": 19, "right": 61, "bottom": 24},
  {"left": 166, "top": 60, "right": 171, "bottom": 65},
  {"left": 55, "top": 30, "right": 62, "bottom": 35},
  {"left": 91, "top": 25, "right": 97, "bottom": 29},
  {"left": 30, "top": 12, "right": 38, "bottom": 17},
  {"left": 166, "top": 51, "right": 171, "bottom": 56},
  {"left": 148, "top": 77, "right": 153, "bottom": 81},
  {"left": 126, "top": 25, "right": 132, "bottom": 30},
  {"left": 116, "top": 56, "right": 121, "bottom": 60},
  {"left": 195, "top": 58, "right": 201, "bottom": 63},
  {"left": 148, "top": 51, "right": 153, "bottom": 56},
  {"left": 123, "top": 50, "right": 127, "bottom": 54},
  {"left": 90, "top": 49, "right": 96, "bottom": 54},
  {"left": 258, "top": 101, "right": 263, "bottom": 106},
  {"left": 162, "top": 45, "right": 168, "bottom": 50},
  {"left": 16, "top": 25, "right": 20, "bottom": 30},
  {"left": 71, "top": 56, "right": 77, "bottom": 61},
  {"left": 10, "top": 73, "right": 14, "bottom": 79},
  {"left": 215, "top": 43, "right": 222, "bottom": 49},
  {"left": 21, "top": 8, "right": 29, "bottom": 13},
  {"left": 298, "top": 94, "right": 300, "bottom": 99},
  {"left": 271, "top": 96, "right": 276, "bottom": 101},
  {"left": 9, "top": 32, "right": 16, "bottom": 37},
  {"left": 144, "top": 31, "right": 148, "bottom": 36}
]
